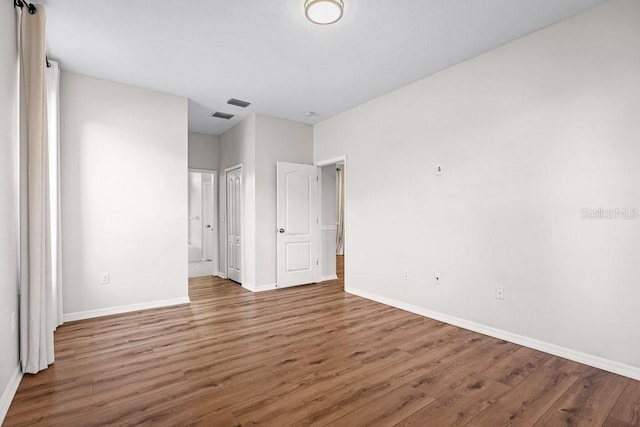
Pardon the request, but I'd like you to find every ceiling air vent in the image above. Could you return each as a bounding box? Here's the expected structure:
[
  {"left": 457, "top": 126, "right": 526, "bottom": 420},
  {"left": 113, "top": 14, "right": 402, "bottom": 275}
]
[
  {"left": 210, "top": 111, "right": 235, "bottom": 120},
  {"left": 227, "top": 98, "right": 251, "bottom": 108}
]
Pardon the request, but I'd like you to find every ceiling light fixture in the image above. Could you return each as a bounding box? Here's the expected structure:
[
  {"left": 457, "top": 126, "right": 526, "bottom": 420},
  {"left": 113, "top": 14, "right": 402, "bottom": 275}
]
[{"left": 304, "top": 0, "right": 344, "bottom": 25}]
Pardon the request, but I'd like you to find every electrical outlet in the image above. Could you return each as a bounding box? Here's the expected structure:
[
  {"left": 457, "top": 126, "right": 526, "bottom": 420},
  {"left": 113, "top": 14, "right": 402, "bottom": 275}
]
[
  {"left": 11, "top": 312, "right": 16, "bottom": 334},
  {"left": 403, "top": 271, "right": 409, "bottom": 280},
  {"left": 100, "top": 272, "right": 110, "bottom": 285},
  {"left": 495, "top": 286, "right": 505, "bottom": 300},
  {"left": 434, "top": 275, "right": 441, "bottom": 285}
]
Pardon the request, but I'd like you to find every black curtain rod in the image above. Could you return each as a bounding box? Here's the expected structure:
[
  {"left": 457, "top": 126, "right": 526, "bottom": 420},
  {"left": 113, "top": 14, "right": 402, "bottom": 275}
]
[
  {"left": 14, "top": 0, "right": 50, "bottom": 67},
  {"left": 14, "top": 0, "right": 37, "bottom": 14}
]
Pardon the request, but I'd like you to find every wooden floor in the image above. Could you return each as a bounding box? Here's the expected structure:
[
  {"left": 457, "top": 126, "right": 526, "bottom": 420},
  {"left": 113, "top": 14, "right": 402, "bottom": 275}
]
[{"left": 5, "top": 256, "right": 640, "bottom": 426}]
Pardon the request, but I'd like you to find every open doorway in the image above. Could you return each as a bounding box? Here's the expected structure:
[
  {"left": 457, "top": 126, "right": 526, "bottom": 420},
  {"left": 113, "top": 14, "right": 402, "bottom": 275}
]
[
  {"left": 336, "top": 164, "right": 345, "bottom": 282},
  {"left": 317, "top": 157, "right": 346, "bottom": 287},
  {"left": 188, "top": 169, "right": 217, "bottom": 278}
]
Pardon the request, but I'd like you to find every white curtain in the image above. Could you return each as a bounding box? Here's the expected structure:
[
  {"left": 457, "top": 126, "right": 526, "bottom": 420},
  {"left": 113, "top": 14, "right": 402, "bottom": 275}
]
[
  {"left": 19, "top": 4, "right": 59, "bottom": 375},
  {"left": 46, "top": 60, "right": 63, "bottom": 330},
  {"left": 336, "top": 166, "right": 344, "bottom": 256}
]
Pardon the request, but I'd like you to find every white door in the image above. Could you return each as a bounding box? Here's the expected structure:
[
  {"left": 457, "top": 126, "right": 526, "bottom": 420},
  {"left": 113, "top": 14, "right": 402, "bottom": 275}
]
[
  {"left": 277, "top": 162, "right": 319, "bottom": 288},
  {"left": 226, "top": 167, "right": 242, "bottom": 283}
]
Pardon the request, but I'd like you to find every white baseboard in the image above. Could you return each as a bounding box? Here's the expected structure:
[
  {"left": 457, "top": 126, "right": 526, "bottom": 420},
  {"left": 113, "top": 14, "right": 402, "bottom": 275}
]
[
  {"left": 320, "top": 275, "right": 338, "bottom": 282},
  {"left": 63, "top": 297, "right": 191, "bottom": 322},
  {"left": 241, "top": 282, "right": 255, "bottom": 292},
  {"left": 0, "top": 365, "right": 22, "bottom": 424},
  {"left": 346, "top": 286, "right": 640, "bottom": 381},
  {"left": 242, "top": 282, "right": 277, "bottom": 293},
  {"left": 217, "top": 272, "right": 227, "bottom": 279},
  {"left": 255, "top": 283, "right": 277, "bottom": 292}
]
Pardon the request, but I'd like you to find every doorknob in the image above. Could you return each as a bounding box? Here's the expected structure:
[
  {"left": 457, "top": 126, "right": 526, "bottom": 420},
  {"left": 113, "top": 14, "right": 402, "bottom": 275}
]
[
  {"left": 206, "top": 225, "right": 212, "bottom": 229},
  {"left": 279, "top": 228, "right": 285, "bottom": 233}
]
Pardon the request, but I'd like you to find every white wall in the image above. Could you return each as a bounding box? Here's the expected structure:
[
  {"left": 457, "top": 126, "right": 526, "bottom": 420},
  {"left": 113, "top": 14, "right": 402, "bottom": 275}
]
[
  {"left": 255, "top": 114, "right": 313, "bottom": 287},
  {"left": 219, "top": 114, "right": 256, "bottom": 285},
  {"left": 217, "top": 113, "right": 312, "bottom": 289},
  {"left": 0, "top": 4, "right": 21, "bottom": 421},
  {"left": 60, "top": 72, "right": 189, "bottom": 317},
  {"left": 314, "top": 0, "right": 640, "bottom": 377},
  {"left": 188, "top": 132, "right": 219, "bottom": 171},
  {"left": 320, "top": 165, "right": 337, "bottom": 279}
]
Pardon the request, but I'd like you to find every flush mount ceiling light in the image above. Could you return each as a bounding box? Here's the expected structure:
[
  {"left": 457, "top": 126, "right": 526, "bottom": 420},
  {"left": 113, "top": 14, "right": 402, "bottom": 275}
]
[{"left": 305, "top": 0, "right": 344, "bottom": 25}]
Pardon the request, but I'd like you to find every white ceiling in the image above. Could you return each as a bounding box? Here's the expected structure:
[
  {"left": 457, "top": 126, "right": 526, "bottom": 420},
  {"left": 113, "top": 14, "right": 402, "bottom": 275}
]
[{"left": 43, "top": 0, "right": 605, "bottom": 136}]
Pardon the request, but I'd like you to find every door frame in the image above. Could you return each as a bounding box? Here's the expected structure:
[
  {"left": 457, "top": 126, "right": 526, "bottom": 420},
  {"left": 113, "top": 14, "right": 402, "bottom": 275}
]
[
  {"left": 315, "top": 155, "right": 347, "bottom": 288},
  {"left": 224, "top": 163, "right": 244, "bottom": 284},
  {"left": 188, "top": 168, "right": 218, "bottom": 276}
]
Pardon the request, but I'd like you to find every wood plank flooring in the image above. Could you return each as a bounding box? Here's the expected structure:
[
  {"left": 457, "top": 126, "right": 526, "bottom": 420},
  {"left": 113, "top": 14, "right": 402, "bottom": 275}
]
[{"left": 5, "top": 256, "right": 639, "bottom": 426}]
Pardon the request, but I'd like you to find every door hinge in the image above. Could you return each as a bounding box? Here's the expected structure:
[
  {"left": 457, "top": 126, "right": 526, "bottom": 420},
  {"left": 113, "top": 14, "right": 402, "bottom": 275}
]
[{"left": 316, "top": 175, "right": 319, "bottom": 182}]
